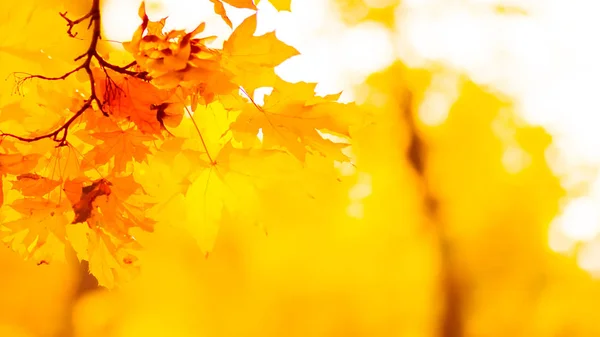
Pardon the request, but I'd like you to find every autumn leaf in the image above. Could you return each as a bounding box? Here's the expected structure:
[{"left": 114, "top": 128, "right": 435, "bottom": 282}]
[
  {"left": 0, "top": 0, "right": 362, "bottom": 289},
  {"left": 183, "top": 168, "right": 225, "bottom": 252},
  {"left": 2, "top": 197, "right": 71, "bottom": 263},
  {"left": 0, "top": 153, "right": 41, "bottom": 175},
  {"left": 11, "top": 173, "right": 61, "bottom": 197},
  {"left": 0, "top": 153, "right": 41, "bottom": 207},
  {"left": 222, "top": 14, "right": 299, "bottom": 91},
  {"left": 66, "top": 223, "right": 142, "bottom": 288},
  {"left": 64, "top": 175, "right": 155, "bottom": 239},
  {"left": 227, "top": 78, "right": 361, "bottom": 162},
  {"left": 68, "top": 178, "right": 112, "bottom": 224},
  {"left": 208, "top": 0, "right": 233, "bottom": 28},
  {"left": 123, "top": 3, "right": 236, "bottom": 99},
  {"left": 81, "top": 128, "right": 155, "bottom": 173},
  {"left": 93, "top": 69, "right": 182, "bottom": 135}
]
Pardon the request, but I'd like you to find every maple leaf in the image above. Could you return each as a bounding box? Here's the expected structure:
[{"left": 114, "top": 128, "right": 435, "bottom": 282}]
[
  {"left": 222, "top": 14, "right": 299, "bottom": 91},
  {"left": 184, "top": 168, "right": 225, "bottom": 252},
  {"left": 227, "top": 78, "right": 361, "bottom": 162},
  {"left": 0, "top": 0, "right": 368, "bottom": 290},
  {"left": 81, "top": 128, "right": 155, "bottom": 173},
  {"left": 0, "top": 153, "right": 41, "bottom": 207},
  {"left": 0, "top": 153, "right": 41, "bottom": 175},
  {"left": 123, "top": 3, "right": 237, "bottom": 99},
  {"left": 11, "top": 173, "right": 61, "bottom": 197},
  {"left": 209, "top": 0, "right": 233, "bottom": 28},
  {"left": 93, "top": 69, "right": 183, "bottom": 135},
  {"left": 68, "top": 178, "right": 112, "bottom": 224},
  {"left": 64, "top": 175, "right": 156, "bottom": 241},
  {"left": 66, "top": 223, "right": 142, "bottom": 288},
  {"left": 2, "top": 197, "right": 71, "bottom": 263}
]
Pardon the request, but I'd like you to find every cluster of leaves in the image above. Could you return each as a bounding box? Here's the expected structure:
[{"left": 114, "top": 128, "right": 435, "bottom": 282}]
[{"left": 0, "top": 0, "right": 361, "bottom": 287}]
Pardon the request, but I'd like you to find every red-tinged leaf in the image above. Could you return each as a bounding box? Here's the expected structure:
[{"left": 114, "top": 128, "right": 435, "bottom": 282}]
[
  {"left": 153, "top": 101, "right": 185, "bottom": 130},
  {"left": 69, "top": 178, "right": 112, "bottom": 224},
  {"left": 94, "top": 68, "right": 176, "bottom": 135},
  {"left": 65, "top": 175, "right": 156, "bottom": 240}
]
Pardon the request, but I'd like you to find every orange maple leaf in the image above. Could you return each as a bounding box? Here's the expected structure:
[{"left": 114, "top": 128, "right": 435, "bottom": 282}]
[
  {"left": 11, "top": 173, "right": 61, "bottom": 197},
  {"left": 208, "top": 0, "right": 233, "bottom": 28},
  {"left": 0, "top": 153, "right": 41, "bottom": 175},
  {"left": 0, "top": 153, "right": 41, "bottom": 207},
  {"left": 94, "top": 69, "right": 183, "bottom": 135},
  {"left": 123, "top": 3, "right": 236, "bottom": 98},
  {"left": 82, "top": 128, "right": 155, "bottom": 173}
]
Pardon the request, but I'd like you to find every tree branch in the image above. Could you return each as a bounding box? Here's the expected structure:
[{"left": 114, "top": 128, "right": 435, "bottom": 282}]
[
  {"left": 402, "top": 91, "right": 463, "bottom": 337},
  {"left": 1, "top": 0, "right": 148, "bottom": 147}
]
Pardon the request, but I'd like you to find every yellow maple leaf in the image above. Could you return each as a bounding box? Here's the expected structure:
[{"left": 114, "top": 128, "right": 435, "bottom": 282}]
[
  {"left": 2, "top": 197, "right": 71, "bottom": 263},
  {"left": 222, "top": 14, "right": 299, "bottom": 91},
  {"left": 66, "top": 223, "right": 141, "bottom": 288},
  {"left": 228, "top": 78, "right": 362, "bottom": 162}
]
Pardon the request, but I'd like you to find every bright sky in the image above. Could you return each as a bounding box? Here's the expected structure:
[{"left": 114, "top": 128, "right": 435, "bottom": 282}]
[{"left": 102, "top": 0, "right": 600, "bottom": 275}]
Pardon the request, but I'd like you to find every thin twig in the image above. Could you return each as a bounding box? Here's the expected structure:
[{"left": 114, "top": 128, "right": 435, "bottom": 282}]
[{"left": 1, "top": 0, "right": 147, "bottom": 147}]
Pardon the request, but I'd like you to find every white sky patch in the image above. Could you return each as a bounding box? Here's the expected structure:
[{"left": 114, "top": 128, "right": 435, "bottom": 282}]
[
  {"left": 577, "top": 242, "right": 600, "bottom": 277},
  {"left": 417, "top": 72, "right": 461, "bottom": 126},
  {"left": 316, "top": 129, "right": 349, "bottom": 144},
  {"left": 501, "top": 145, "right": 531, "bottom": 174},
  {"left": 102, "top": 0, "right": 394, "bottom": 100},
  {"left": 348, "top": 173, "right": 373, "bottom": 201},
  {"left": 252, "top": 87, "right": 274, "bottom": 106},
  {"left": 548, "top": 221, "right": 575, "bottom": 255},
  {"left": 554, "top": 197, "right": 600, "bottom": 242},
  {"left": 394, "top": 0, "right": 600, "bottom": 275},
  {"left": 256, "top": 128, "right": 264, "bottom": 142},
  {"left": 100, "top": 0, "right": 600, "bottom": 273}
]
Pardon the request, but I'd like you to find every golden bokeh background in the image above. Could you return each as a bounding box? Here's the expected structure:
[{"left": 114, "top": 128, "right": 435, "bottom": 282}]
[{"left": 1, "top": 0, "right": 599, "bottom": 336}]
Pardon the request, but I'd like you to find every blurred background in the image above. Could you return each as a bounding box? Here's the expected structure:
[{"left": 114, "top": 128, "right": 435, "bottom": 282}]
[{"left": 2, "top": 0, "right": 600, "bottom": 336}]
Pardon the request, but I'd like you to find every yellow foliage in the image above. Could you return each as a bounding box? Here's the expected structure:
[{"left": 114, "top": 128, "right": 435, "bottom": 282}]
[{"left": 0, "top": 1, "right": 592, "bottom": 337}]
